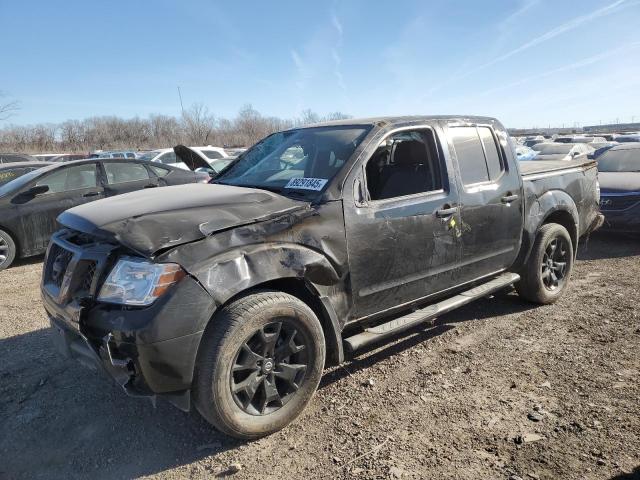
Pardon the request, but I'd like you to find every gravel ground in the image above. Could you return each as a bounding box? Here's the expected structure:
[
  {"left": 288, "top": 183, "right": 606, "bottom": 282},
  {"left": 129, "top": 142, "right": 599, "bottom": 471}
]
[{"left": 1, "top": 232, "right": 639, "bottom": 480}]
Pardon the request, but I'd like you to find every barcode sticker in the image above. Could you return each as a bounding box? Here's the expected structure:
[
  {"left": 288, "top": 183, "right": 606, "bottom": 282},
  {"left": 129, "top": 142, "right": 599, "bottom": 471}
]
[{"left": 284, "top": 177, "right": 328, "bottom": 191}]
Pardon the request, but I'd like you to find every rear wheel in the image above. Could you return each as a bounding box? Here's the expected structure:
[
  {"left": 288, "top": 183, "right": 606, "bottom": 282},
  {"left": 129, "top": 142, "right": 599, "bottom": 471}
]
[
  {"left": 193, "top": 290, "right": 325, "bottom": 439},
  {"left": 516, "top": 223, "right": 574, "bottom": 304},
  {"left": 0, "top": 229, "right": 16, "bottom": 271}
]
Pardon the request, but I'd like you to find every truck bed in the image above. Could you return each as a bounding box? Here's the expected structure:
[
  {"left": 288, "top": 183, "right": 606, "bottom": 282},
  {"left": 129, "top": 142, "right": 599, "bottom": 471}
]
[{"left": 519, "top": 159, "right": 597, "bottom": 177}]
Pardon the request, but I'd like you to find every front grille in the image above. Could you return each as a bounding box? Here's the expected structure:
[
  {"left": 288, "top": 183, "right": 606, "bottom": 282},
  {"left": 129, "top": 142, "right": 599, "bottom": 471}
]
[
  {"left": 600, "top": 195, "right": 640, "bottom": 211},
  {"left": 82, "top": 262, "right": 97, "bottom": 292},
  {"left": 43, "top": 230, "right": 116, "bottom": 305},
  {"left": 44, "top": 244, "right": 73, "bottom": 288}
]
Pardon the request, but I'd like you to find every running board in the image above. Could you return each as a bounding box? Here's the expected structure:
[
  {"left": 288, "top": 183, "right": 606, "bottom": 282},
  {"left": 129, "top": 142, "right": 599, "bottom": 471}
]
[{"left": 343, "top": 272, "right": 520, "bottom": 352}]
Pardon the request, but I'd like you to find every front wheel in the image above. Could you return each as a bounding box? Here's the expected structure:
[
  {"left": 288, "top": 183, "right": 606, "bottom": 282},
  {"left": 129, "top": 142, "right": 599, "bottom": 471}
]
[
  {"left": 516, "top": 223, "right": 574, "bottom": 304},
  {"left": 193, "top": 290, "right": 326, "bottom": 439},
  {"left": 0, "top": 229, "right": 16, "bottom": 271}
]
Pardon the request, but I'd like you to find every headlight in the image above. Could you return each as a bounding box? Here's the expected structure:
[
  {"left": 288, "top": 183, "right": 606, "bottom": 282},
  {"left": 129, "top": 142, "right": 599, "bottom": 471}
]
[{"left": 98, "top": 257, "right": 185, "bottom": 306}]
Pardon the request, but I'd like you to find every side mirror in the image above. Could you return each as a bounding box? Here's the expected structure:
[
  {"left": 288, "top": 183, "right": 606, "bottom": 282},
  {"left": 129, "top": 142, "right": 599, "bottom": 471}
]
[
  {"left": 12, "top": 184, "right": 49, "bottom": 204},
  {"left": 26, "top": 185, "right": 50, "bottom": 196}
]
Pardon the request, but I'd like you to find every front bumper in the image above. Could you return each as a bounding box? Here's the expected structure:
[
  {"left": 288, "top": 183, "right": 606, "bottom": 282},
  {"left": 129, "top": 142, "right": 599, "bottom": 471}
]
[{"left": 41, "top": 231, "right": 217, "bottom": 409}]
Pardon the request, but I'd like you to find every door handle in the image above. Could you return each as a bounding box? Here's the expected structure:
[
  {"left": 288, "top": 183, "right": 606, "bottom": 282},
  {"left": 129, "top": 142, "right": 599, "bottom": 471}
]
[
  {"left": 436, "top": 205, "right": 458, "bottom": 218},
  {"left": 501, "top": 194, "right": 519, "bottom": 203},
  {"left": 83, "top": 191, "right": 100, "bottom": 198}
]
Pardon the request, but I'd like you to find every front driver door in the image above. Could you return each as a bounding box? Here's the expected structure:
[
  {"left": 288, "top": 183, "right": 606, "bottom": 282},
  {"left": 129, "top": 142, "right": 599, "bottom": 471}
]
[
  {"left": 16, "top": 163, "right": 104, "bottom": 253},
  {"left": 344, "top": 126, "right": 462, "bottom": 320}
]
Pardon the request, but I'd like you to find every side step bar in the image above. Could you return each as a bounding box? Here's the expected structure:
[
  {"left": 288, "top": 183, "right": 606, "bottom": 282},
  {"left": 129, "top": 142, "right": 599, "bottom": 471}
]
[{"left": 343, "top": 272, "right": 520, "bottom": 352}]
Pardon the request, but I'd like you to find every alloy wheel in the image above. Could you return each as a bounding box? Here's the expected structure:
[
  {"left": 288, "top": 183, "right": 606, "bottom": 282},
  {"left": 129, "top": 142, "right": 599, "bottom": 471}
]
[
  {"left": 541, "top": 236, "right": 568, "bottom": 290},
  {"left": 230, "top": 320, "right": 309, "bottom": 416}
]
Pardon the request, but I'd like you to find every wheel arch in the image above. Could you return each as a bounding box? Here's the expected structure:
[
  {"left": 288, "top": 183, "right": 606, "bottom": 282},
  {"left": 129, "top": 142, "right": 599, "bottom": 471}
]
[
  {"left": 513, "top": 190, "right": 579, "bottom": 270},
  {"left": 185, "top": 244, "right": 348, "bottom": 368}
]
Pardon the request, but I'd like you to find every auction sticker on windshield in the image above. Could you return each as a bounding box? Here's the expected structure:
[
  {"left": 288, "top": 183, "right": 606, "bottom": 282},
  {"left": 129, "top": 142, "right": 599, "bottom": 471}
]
[{"left": 285, "top": 177, "right": 328, "bottom": 191}]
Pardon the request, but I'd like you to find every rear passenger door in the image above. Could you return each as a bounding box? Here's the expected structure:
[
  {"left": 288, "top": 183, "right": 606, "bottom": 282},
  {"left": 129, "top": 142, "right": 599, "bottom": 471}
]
[
  {"left": 447, "top": 124, "right": 523, "bottom": 285},
  {"left": 100, "top": 161, "right": 158, "bottom": 196}
]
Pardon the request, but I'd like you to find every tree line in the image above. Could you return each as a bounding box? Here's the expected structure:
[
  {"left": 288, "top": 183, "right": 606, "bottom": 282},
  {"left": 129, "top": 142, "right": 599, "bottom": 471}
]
[{"left": 0, "top": 104, "right": 352, "bottom": 154}]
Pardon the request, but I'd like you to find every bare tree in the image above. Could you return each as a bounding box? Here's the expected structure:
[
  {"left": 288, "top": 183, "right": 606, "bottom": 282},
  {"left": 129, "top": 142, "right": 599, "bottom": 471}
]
[
  {"left": 0, "top": 105, "right": 354, "bottom": 153},
  {"left": 182, "top": 103, "right": 216, "bottom": 145},
  {"left": 0, "top": 92, "right": 20, "bottom": 121}
]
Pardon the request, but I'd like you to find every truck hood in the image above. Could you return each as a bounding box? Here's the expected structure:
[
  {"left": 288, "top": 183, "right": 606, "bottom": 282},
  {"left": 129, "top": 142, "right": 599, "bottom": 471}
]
[
  {"left": 57, "top": 183, "right": 310, "bottom": 256},
  {"left": 598, "top": 171, "right": 640, "bottom": 194}
]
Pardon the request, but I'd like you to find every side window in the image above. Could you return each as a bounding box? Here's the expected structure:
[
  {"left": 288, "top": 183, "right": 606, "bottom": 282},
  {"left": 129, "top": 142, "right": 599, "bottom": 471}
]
[
  {"left": 203, "top": 150, "right": 223, "bottom": 160},
  {"left": 450, "top": 127, "right": 489, "bottom": 185},
  {"left": 159, "top": 152, "right": 177, "bottom": 164},
  {"left": 103, "top": 162, "right": 150, "bottom": 184},
  {"left": 149, "top": 165, "right": 170, "bottom": 177},
  {"left": 366, "top": 129, "right": 443, "bottom": 201},
  {"left": 36, "top": 164, "right": 97, "bottom": 193},
  {"left": 126, "top": 153, "right": 135, "bottom": 158},
  {"left": 477, "top": 127, "right": 504, "bottom": 179}
]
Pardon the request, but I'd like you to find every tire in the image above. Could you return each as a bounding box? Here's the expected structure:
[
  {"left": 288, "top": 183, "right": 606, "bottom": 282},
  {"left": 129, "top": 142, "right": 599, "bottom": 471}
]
[
  {"left": 193, "top": 290, "right": 326, "bottom": 439},
  {"left": 516, "top": 223, "right": 574, "bottom": 304},
  {"left": 0, "top": 229, "right": 16, "bottom": 271}
]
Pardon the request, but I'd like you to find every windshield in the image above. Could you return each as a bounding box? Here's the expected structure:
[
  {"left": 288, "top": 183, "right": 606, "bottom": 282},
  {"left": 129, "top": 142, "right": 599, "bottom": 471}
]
[
  {"left": 534, "top": 144, "right": 573, "bottom": 154},
  {"left": 0, "top": 169, "right": 42, "bottom": 197},
  {"left": 597, "top": 148, "right": 640, "bottom": 172},
  {"left": 215, "top": 126, "right": 371, "bottom": 196},
  {"left": 137, "top": 150, "right": 162, "bottom": 161}
]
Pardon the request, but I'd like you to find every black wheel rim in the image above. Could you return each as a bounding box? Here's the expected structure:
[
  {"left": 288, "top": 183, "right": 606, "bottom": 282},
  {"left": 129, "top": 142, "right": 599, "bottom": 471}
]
[
  {"left": 541, "top": 236, "right": 568, "bottom": 291},
  {"left": 0, "top": 236, "right": 8, "bottom": 264},
  {"left": 230, "top": 320, "right": 309, "bottom": 416}
]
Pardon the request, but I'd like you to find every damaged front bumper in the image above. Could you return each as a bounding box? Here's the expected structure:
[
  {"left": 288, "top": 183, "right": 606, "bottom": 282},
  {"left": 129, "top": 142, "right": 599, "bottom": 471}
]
[{"left": 41, "top": 231, "right": 217, "bottom": 412}]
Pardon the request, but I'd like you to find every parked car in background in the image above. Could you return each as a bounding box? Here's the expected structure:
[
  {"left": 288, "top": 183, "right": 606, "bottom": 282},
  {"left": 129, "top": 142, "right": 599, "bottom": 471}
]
[
  {"left": 41, "top": 115, "right": 602, "bottom": 439},
  {"left": 34, "top": 154, "right": 63, "bottom": 161},
  {"left": 96, "top": 151, "right": 138, "bottom": 159},
  {"left": 0, "top": 162, "right": 52, "bottom": 186},
  {"left": 1, "top": 153, "right": 39, "bottom": 163},
  {"left": 224, "top": 147, "right": 247, "bottom": 157},
  {"left": 515, "top": 145, "right": 537, "bottom": 161},
  {"left": 597, "top": 143, "right": 640, "bottom": 232},
  {"left": 523, "top": 136, "right": 546, "bottom": 148},
  {"left": 589, "top": 142, "right": 619, "bottom": 159},
  {"left": 615, "top": 134, "right": 640, "bottom": 143},
  {"left": 49, "top": 154, "right": 89, "bottom": 162},
  {"left": 532, "top": 142, "right": 594, "bottom": 161},
  {"left": 138, "top": 145, "right": 230, "bottom": 171},
  {"left": 0, "top": 159, "right": 210, "bottom": 270}
]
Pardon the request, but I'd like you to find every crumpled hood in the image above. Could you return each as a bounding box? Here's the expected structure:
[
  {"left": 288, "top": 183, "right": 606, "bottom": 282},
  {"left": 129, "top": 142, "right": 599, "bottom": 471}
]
[
  {"left": 58, "top": 183, "right": 310, "bottom": 256},
  {"left": 598, "top": 171, "right": 640, "bottom": 194}
]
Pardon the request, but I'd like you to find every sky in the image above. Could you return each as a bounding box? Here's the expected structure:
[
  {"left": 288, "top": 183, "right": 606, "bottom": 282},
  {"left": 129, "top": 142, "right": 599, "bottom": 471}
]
[{"left": 1, "top": 0, "right": 639, "bottom": 128}]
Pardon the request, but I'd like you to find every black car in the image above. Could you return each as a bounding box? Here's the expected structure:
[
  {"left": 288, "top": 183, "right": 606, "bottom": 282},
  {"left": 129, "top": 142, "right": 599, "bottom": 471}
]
[
  {"left": 0, "top": 153, "right": 39, "bottom": 163},
  {"left": 597, "top": 143, "right": 640, "bottom": 232},
  {"left": 0, "top": 158, "right": 210, "bottom": 270},
  {"left": 0, "top": 161, "right": 52, "bottom": 187}
]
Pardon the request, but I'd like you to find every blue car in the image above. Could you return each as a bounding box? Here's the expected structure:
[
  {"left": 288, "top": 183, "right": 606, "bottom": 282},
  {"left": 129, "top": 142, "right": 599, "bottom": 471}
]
[{"left": 597, "top": 144, "right": 640, "bottom": 232}]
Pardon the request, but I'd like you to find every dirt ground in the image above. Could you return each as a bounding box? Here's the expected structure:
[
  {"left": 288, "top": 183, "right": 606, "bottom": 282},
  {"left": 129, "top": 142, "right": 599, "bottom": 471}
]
[{"left": 1, "top": 232, "right": 639, "bottom": 480}]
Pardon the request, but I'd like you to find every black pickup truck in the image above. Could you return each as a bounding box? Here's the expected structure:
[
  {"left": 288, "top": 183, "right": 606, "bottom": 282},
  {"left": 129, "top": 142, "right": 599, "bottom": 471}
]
[{"left": 41, "top": 116, "right": 603, "bottom": 439}]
